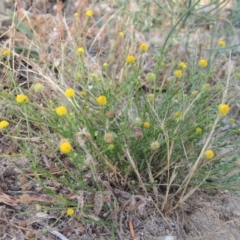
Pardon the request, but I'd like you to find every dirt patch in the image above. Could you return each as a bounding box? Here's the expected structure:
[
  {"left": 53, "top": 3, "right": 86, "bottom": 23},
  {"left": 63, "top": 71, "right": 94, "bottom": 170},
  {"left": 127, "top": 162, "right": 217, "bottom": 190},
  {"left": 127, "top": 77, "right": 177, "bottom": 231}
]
[{"left": 0, "top": 154, "right": 240, "bottom": 239}]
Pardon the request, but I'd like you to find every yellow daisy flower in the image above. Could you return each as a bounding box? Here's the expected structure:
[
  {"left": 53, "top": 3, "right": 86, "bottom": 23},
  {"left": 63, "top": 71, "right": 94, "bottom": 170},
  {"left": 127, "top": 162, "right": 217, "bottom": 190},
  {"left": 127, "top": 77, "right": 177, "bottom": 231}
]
[
  {"left": 16, "top": 94, "right": 29, "bottom": 103},
  {"left": 65, "top": 88, "right": 75, "bottom": 98},
  {"left": 204, "top": 150, "right": 215, "bottom": 159},
  {"left": 140, "top": 43, "right": 148, "bottom": 52},
  {"left": 97, "top": 95, "right": 107, "bottom": 105},
  {"left": 60, "top": 141, "right": 72, "bottom": 154},
  {"left": 85, "top": 10, "right": 93, "bottom": 17},
  {"left": 66, "top": 208, "right": 74, "bottom": 216},
  {"left": 55, "top": 106, "right": 68, "bottom": 116},
  {"left": 0, "top": 120, "right": 9, "bottom": 129},
  {"left": 126, "top": 55, "right": 136, "bottom": 64},
  {"left": 199, "top": 59, "right": 208, "bottom": 68},
  {"left": 218, "top": 104, "right": 230, "bottom": 116},
  {"left": 143, "top": 122, "right": 150, "bottom": 128}
]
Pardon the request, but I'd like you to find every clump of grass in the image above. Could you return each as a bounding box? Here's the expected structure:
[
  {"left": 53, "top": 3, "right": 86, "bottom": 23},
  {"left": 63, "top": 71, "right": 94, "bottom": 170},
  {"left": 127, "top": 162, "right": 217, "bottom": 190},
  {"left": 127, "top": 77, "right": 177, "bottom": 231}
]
[{"left": 1, "top": 0, "right": 240, "bottom": 226}]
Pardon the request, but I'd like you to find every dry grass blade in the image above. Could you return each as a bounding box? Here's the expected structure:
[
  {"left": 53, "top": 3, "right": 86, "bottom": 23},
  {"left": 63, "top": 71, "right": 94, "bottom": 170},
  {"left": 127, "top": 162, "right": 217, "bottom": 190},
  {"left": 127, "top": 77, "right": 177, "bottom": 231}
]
[{"left": 125, "top": 148, "right": 147, "bottom": 194}]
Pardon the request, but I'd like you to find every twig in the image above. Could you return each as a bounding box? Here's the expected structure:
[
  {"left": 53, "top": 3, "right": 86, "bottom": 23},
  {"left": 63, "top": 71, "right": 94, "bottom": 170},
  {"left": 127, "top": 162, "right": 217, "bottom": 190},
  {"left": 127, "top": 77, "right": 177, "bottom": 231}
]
[{"left": 129, "top": 218, "right": 135, "bottom": 240}]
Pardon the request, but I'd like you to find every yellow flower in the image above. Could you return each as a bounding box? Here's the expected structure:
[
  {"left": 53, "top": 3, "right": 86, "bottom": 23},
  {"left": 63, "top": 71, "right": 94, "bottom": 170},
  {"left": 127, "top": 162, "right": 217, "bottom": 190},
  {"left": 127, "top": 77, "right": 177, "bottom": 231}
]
[
  {"left": 229, "top": 118, "right": 235, "bottom": 124},
  {"left": 179, "top": 61, "right": 187, "bottom": 69},
  {"left": 77, "top": 47, "right": 84, "bottom": 54},
  {"left": 80, "top": 91, "right": 87, "bottom": 97},
  {"left": 97, "top": 95, "right": 107, "bottom": 105},
  {"left": 74, "top": 12, "right": 79, "bottom": 17},
  {"left": 103, "top": 62, "right": 108, "bottom": 67},
  {"left": 236, "top": 73, "right": 240, "bottom": 78},
  {"left": 174, "top": 111, "right": 181, "bottom": 118},
  {"left": 60, "top": 141, "right": 72, "bottom": 154},
  {"left": 104, "top": 133, "right": 114, "bottom": 143},
  {"left": 196, "top": 127, "right": 202, "bottom": 134},
  {"left": 108, "top": 144, "right": 115, "bottom": 150},
  {"left": 0, "top": 120, "right": 9, "bottom": 129},
  {"left": 126, "top": 55, "right": 136, "bottom": 64},
  {"left": 218, "top": 40, "right": 226, "bottom": 47},
  {"left": 66, "top": 208, "right": 74, "bottom": 216},
  {"left": 85, "top": 10, "right": 93, "bottom": 17},
  {"left": 143, "top": 122, "right": 150, "bottom": 128},
  {"left": 16, "top": 94, "right": 29, "bottom": 103},
  {"left": 140, "top": 43, "right": 148, "bottom": 52},
  {"left": 150, "top": 141, "right": 160, "bottom": 150},
  {"left": 55, "top": 106, "right": 68, "bottom": 116},
  {"left": 204, "top": 150, "right": 215, "bottom": 159},
  {"left": 119, "top": 32, "right": 124, "bottom": 37},
  {"left": 2, "top": 49, "right": 10, "bottom": 56},
  {"left": 65, "top": 88, "right": 75, "bottom": 98},
  {"left": 174, "top": 70, "right": 183, "bottom": 78},
  {"left": 199, "top": 59, "right": 208, "bottom": 68},
  {"left": 218, "top": 104, "right": 230, "bottom": 116}
]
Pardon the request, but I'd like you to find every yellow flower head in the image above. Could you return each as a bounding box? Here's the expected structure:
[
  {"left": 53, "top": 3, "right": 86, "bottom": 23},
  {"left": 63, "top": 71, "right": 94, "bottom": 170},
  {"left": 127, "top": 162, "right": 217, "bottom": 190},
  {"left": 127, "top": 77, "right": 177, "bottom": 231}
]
[
  {"left": 85, "top": 10, "right": 93, "bottom": 17},
  {"left": 150, "top": 141, "right": 160, "bottom": 150},
  {"left": 108, "top": 144, "right": 115, "bottom": 150},
  {"left": 0, "top": 120, "right": 9, "bottom": 129},
  {"left": 77, "top": 47, "right": 84, "bottom": 54},
  {"left": 16, "top": 94, "right": 29, "bottom": 103},
  {"left": 218, "top": 104, "right": 230, "bottom": 116},
  {"left": 143, "top": 122, "right": 150, "bottom": 128},
  {"left": 174, "top": 111, "right": 181, "bottom": 118},
  {"left": 218, "top": 40, "right": 226, "bottom": 47},
  {"left": 204, "top": 150, "right": 215, "bottom": 159},
  {"left": 74, "top": 12, "right": 79, "bottom": 17},
  {"left": 119, "top": 32, "right": 124, "bottom": 37},
  {"left": 65, "top": 88, "right": 75, "bottom": 98},
  {"left": 60, "top": 141, "right": 72, "bottom": 154},
  {"left": 199, "top": 59, "right": 208, "bottom": 68},
  {"left": 103, "top": 62, "right": 108, "bottom": 68},
  {"left": 236, "top": 73, "right": 240, "bottom": 78},
  {"left": 196, "top": 127, "right": 202, "bottom": 134},
  {"left": 97, "top": 95, "right": 107, "bottom": 105},
  {"left": 126, "top": 55, "right": 136, "bottom": 64},
  {"left": 174, "top": 70, "right": 183, "bottom": 78},
  {"left": 55, "top": 106, "right": 68, "bottom": 116},
  {"left": 140, "top": 43, "right": 148, "bottom": 52},
  {"left": 66, "top": 208, "right": 74, "bottom": 216},
  {"left": 179, "top": 61, "right": 187, "bottom": 69},
  {"left": 2, "top": 49, "right": 10, "bottom": 56}
]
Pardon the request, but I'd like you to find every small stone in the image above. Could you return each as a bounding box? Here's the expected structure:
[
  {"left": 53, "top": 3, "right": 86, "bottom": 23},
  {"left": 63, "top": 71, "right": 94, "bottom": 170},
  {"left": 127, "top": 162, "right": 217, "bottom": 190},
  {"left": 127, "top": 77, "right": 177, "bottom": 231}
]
[{"left": 164, "top": 236, "right": 177, "bottom": 240}]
